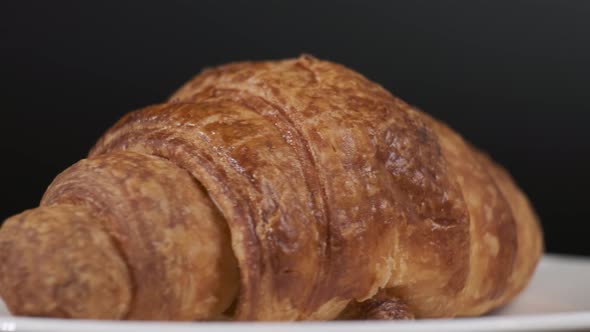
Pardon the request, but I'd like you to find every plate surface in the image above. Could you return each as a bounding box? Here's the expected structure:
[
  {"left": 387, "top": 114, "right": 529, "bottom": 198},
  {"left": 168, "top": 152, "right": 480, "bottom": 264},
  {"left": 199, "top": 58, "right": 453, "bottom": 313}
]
[{"left": 1, "top": 254, "right": 589, "bottom": 332}]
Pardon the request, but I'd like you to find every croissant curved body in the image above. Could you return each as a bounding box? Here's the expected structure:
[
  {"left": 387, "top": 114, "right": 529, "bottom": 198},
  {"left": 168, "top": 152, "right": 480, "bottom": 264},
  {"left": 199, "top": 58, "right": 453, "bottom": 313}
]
[{"left": 0, "top": 56, "right": 542, "bottom": 321}]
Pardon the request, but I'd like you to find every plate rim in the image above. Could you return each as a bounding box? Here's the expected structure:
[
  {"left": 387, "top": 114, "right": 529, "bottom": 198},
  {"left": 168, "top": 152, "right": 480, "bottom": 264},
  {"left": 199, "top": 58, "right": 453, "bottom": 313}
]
[{"left": 2, "top": 311, "right": 590, "bottom": 332}]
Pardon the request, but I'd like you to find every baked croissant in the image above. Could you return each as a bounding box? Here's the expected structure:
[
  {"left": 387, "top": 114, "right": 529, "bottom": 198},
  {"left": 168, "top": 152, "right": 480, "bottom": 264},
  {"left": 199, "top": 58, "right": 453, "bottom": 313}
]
[{"left": 0, "top": 55, "right": 543, "bottom": 321}]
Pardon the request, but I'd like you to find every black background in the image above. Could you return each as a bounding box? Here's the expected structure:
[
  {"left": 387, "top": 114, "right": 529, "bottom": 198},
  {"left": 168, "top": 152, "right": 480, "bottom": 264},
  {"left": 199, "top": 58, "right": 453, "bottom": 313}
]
[{"left": 1, "top": 1, "right": 589, "bottom": 256}]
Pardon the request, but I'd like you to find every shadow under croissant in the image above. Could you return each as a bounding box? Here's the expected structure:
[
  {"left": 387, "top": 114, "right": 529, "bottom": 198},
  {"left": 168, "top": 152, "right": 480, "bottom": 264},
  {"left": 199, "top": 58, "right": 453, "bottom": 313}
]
[{"left": 338, "top": 292, "right": 415, "bottom": 320}]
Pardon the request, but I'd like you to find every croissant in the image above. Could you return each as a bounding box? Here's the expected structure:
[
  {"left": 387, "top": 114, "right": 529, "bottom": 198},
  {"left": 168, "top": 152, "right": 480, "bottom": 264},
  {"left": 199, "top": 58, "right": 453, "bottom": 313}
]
[{"left": 0, "top": 55, "right": 543, "bottom": 321}]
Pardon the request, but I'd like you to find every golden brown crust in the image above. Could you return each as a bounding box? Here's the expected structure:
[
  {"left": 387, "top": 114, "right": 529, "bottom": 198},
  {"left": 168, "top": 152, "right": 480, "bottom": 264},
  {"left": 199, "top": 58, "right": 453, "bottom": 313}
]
[
  {"left": 91, "top": 101, "right": 329, "bottom": 320},
  {"left": 427, "top": 116, "right": 518, "bottom": 316},
  {"left": 0, "top": 205, "right": 131, "bottom": 319},
  {"left": 471, "top": 148, "right": 544, "bottom": 308},
  {"left": 42, "top": 151, "right": 239, "bottom": 320},
  {"left": 0, "top": 55, "right": 543, "bottom": 321},
  {"left": 167, "top": 55, "right": 473, "bottom": 318}
]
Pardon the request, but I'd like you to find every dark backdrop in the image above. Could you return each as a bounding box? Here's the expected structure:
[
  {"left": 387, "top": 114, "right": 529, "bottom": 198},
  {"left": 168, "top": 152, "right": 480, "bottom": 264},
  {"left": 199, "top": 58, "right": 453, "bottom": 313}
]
[{"left": 1, "top": 1, "right": 589, "bottom": 255}]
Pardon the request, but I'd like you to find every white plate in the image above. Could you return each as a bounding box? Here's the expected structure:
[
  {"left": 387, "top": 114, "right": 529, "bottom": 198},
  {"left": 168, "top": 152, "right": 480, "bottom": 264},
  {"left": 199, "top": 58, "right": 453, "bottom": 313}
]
[{"left": 1, "top": 254, "right": 589, "bottom": 332}]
